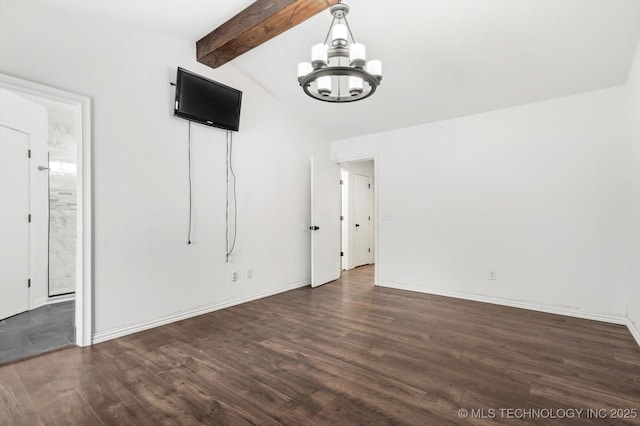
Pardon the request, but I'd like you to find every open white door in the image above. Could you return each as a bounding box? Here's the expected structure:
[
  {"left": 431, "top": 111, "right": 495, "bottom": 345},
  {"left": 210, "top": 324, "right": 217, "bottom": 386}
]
[
  {"left": 310, "top": 156, "right": 341, "bottom": 288},
  {"left": 0, "top": 126, "right": 30, "bottom": 320}
]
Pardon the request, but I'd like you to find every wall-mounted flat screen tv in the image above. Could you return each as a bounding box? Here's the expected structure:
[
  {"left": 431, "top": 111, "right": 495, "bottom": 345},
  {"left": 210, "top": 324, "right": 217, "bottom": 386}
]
[{"left": 174, "top": 67, "right": 242, "bottom": 131}]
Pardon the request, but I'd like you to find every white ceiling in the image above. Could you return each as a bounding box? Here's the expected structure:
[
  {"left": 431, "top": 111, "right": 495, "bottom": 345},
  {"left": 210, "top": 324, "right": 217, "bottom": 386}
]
[{"left": 32, "top": 0, "right": 640, "bottom": 140}]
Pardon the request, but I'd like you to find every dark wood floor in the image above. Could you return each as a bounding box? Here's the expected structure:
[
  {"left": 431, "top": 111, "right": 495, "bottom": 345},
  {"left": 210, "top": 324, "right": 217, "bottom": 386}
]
[
  {"left": 1, "top": 266, "right": 639, "bottom": 425},
  {"left": 0, "top": 301, "right": 74, "bottom": 365}
]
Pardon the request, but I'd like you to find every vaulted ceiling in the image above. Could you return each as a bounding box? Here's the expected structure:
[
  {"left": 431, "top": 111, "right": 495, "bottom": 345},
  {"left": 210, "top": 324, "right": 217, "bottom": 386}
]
[{"left": 32, "top": 0, "right": 640, "bottom": 140}]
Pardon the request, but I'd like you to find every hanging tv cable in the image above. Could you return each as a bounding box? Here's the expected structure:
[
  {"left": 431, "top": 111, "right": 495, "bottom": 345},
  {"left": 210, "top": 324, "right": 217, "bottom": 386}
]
[
  {"left": 187, "top": 121, "right": 193, "bottom": 245},
  {"left": 226, "top": 130, "right": 237, "bottom": 261}
]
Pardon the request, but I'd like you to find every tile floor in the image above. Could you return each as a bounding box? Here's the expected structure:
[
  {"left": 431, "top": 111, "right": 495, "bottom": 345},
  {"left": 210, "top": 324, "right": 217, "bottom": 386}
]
[{"left": 0, "top": 301, "right": 74, "bottom": 365}]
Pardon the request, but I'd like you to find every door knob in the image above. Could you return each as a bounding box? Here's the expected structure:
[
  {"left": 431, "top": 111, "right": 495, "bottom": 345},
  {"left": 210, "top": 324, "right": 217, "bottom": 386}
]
[
  {"left": 37, "top": 166, "right": 50, "bottom": 171},
  {"left": 309, "top": 226, "right": 320, "bottom": 231},
  {"left": 355, "top": 224, "right": 360, "bottom": 227}
]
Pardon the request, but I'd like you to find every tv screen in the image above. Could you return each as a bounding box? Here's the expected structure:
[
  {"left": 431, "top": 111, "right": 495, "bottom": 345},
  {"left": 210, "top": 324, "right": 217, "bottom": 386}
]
[{"left": 174, "top": 67, "right": 242, "bottom": 131}]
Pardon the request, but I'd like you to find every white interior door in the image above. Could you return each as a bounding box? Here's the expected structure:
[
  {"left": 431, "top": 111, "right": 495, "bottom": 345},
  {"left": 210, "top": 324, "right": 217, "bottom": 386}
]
[
  {"left": 340, "top": 169, "right": 349, "bottom": 271},
  {"left": 0, "top": 125, "right": 30, "bottom": 320},
  {"left": 310, "top": 156, "right": 341, "bottom": 287},
  {"left": 354, "top": 173, "right": 372, "bottom": 267}
]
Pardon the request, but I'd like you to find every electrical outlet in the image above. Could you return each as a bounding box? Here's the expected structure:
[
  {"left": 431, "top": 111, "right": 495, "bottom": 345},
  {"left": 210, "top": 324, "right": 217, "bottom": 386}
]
[
  {"left": 489, "top": 271, "right": 496, "bottom": 280},
  {"left": 246, "top": 268, "right": 253, "bottom": 279},
  {"left": 232, "top": 271, "right": 239, "bottom": 282}
]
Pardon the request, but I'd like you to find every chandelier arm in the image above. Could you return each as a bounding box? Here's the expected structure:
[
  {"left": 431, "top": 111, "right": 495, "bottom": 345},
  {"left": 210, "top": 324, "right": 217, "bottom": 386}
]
[
  {"left": 323, "top": 16, "right": 337, "bottom": 45},
  {"left": 343, "top": 16, "right": 357, "bottom": 43}
]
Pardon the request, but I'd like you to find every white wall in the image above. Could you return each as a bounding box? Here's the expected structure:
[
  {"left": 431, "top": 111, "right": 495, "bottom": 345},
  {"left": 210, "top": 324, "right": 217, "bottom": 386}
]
[
  {"left": 628, "top": 41, "right": 640, "bottom": 341},
  {"left": 333, "top": 86, "right": 635, "bottom": 322},
  {"left": 0, "top": 2, "right": 330, "bottom": 340}
]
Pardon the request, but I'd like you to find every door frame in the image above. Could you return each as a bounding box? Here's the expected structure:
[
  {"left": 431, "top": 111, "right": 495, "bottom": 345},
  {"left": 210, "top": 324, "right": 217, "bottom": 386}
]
[
  {"left": 337, "top": 154, "right": 378, "bottom": 285},
  {"left": 0, "top": 73, "right": 93, "bottom": 347}
]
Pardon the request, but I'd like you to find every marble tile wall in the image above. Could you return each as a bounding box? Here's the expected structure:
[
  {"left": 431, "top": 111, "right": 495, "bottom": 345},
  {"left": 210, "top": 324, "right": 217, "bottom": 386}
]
[{"left": 48, "top": 125, "right": 77, "bottom": 296}]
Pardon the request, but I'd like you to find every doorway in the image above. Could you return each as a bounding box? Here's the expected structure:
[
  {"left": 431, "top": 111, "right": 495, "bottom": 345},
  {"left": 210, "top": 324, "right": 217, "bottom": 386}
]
[
  {"left": 340, "top": 159, "right": 375, "bottom": 271},
  {"left": 0, "top": 73, "right": 92, "bottom": 362}
]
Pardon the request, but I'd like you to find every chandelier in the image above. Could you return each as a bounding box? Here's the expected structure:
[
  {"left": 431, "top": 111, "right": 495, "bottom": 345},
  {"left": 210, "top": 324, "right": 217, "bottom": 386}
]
[{"left": 297, "top": 2, "right": 382, "bottom": 103}]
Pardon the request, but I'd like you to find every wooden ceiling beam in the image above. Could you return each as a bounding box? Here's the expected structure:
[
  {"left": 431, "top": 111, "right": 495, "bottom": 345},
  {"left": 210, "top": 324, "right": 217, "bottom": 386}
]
[{"left": 197, "top": 0, "right": 339, "bottom": 69}]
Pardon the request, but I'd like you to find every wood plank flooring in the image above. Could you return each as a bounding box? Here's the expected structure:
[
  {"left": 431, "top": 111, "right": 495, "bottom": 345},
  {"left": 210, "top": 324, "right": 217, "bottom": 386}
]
[{"left": 1, "top": 266, "right": 639, "bottom": 425}]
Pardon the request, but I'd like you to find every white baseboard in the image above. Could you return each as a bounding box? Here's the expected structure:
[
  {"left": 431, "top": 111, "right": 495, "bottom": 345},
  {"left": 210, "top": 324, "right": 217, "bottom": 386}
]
[
  {"left": 47, "top": 294, "right": 75, "bottom": 304},
  {"left": 31, "top": 298, "right": 48, "bottom": 310},
  {"left": 92, "top": 280, "right": 310, "bottom": 344},
  {"left": 627, "top": 318, "right": 640, "bottom": 348},
  {"left": 377, "top": 280, "right": 628, "bottom": 325},
  {"left": 31, "top": 293, "right": 75, "bottom": 310}
]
